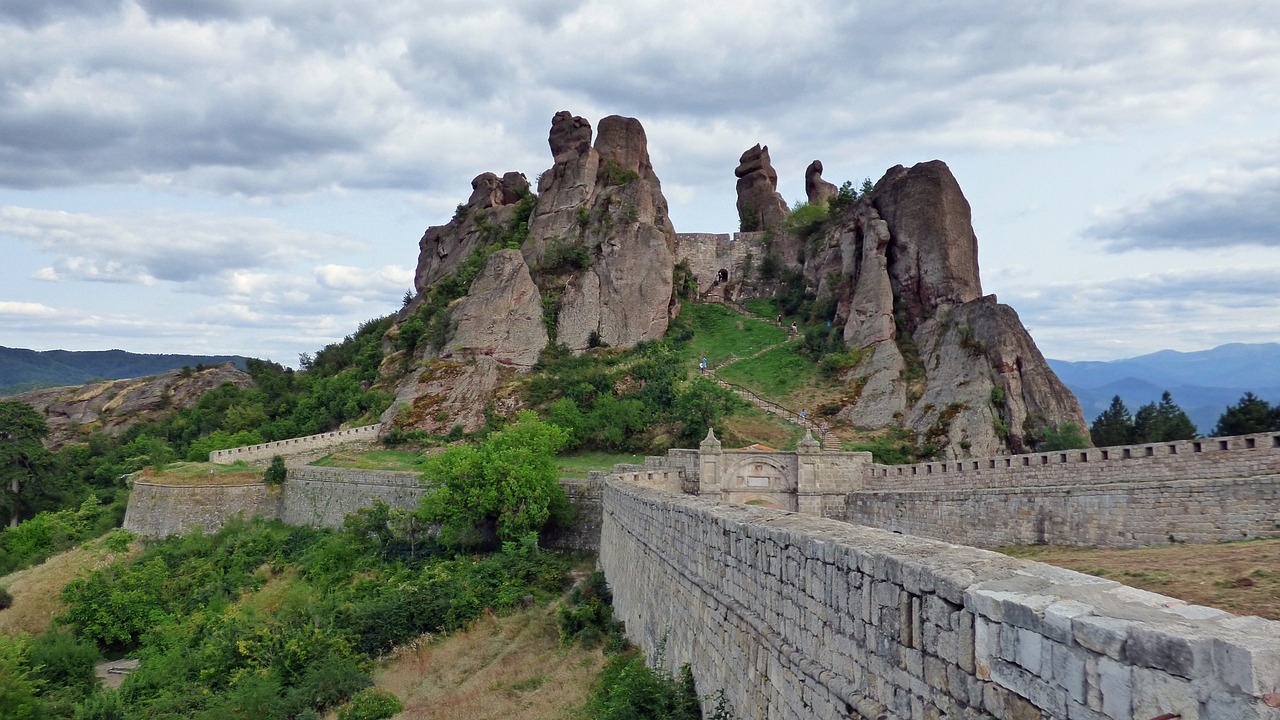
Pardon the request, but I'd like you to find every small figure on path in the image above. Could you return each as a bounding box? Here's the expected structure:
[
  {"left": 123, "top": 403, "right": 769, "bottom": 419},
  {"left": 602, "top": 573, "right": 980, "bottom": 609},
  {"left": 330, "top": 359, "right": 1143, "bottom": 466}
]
[
  {"left": 821, "top": 420, "right": 829, "bottom": 439},
  {"left": 800, "top": 408, "right": 807, "bottom": 424},
  {"left": 699, "top": 357, "right": 708, "bottom": 375},
  {"left": 789, "top": 322, "right": 798, "bottom": 336}
]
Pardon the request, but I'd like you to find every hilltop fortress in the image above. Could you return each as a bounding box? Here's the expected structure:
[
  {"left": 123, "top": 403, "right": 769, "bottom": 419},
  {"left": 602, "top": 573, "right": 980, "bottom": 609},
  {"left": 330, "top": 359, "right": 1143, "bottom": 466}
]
[
  {"left": 118, "top": 114, "right": 1279, "bottom": 718},
  {"left": 382, "top": 112, "right": 1084, "bottom": 460},
  {"left": 126, "top": 423, "right": 1280, "bottom": 719}
]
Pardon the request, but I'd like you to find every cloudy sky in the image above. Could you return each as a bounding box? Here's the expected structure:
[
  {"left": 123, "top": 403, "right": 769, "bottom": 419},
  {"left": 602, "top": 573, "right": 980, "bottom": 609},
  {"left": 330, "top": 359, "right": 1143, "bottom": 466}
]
[{"left": 2, "top": 0, "right": 1279, "bottom": 366}]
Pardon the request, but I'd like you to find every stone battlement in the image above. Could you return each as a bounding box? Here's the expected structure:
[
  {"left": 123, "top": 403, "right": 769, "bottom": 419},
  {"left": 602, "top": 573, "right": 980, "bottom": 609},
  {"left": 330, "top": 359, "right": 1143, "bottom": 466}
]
[
  {"left": 208, "top": 424, "right": 381, "bottom": 465},
  {"left": 864, "top": 431, "right": 1280, "bottom": 492}
]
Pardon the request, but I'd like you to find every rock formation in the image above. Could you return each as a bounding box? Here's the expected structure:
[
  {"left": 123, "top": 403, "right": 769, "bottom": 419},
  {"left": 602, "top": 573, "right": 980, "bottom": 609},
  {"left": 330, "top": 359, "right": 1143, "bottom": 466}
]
[
  {"left": 386, "top": 111, "right": 678, "bottom": 435},
  {"left": 528, "top": 112, "right": 677, "bottom": 351},
  {"left": 11, "top": 363, "right": 253, "bottom": 449},
  {"left": 732, "top": 157, "right": 1085, "bottom": 457},
  {"left": 805, "top": 160, "right": 838, "bottom": 206},
  {"left": 735, "top": 144, "right": 789, "bottom": 231},
  {"left": 414, "top": 171, "right": 531, "bottom": 294}
]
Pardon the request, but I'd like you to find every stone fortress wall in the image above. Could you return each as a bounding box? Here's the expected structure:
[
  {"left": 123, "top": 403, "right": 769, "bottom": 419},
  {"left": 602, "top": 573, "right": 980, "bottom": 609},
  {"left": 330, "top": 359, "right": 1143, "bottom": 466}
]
[
  {"left": 617, "top": 429, "right": 1280, "bottom": 551},
  {"left": 124, "top": 465, "right": 604, "bottom": 552},
  {"left": 208, "top": 424, "right": 381, "bottom": 465},
  {"left": 673, "top": 231, "right": 767, "bottom": 298},
  {"left": 601, "top": 479, "right": 1280, "bottom": 720}
]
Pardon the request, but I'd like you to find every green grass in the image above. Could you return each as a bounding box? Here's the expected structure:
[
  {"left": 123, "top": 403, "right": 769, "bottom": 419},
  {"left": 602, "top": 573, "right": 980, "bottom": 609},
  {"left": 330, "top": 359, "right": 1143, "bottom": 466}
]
[
  {"left": 311, "top": 449, "right": 426, "bottom": 471},
  {"left": 680, "top": 303, "right": 787, "bottom": 366},
  {"left": 718, "top": 343, "right": 816, "bottom": 401},
  {"left": 744, "top": 297, "right": 778, "bottom": 319},
  {"left": 554, "top": 451, "right": 645, "bottom": 477}
]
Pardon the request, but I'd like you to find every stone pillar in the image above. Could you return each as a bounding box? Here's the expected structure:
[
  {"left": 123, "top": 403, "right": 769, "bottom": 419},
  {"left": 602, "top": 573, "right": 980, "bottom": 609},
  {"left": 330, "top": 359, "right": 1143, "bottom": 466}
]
[
  {"left": 796, "top": 430, "right": 823, "bottom": 515},
  {"left": 699, "top": 428, "right": 723, "bottom": 499}
]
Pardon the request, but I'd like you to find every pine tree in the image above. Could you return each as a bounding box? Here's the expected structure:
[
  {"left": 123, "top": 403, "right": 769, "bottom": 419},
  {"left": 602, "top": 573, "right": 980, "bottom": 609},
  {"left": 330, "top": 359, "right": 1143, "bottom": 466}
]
[
  {"left": 1133, "top": 391, "right": 1197, "bottom": 442},
  {"left": 1213, "top": 392, "right": 1280, "bottom": 436},
  {"left": 1089, "top": 395, "right": 1134, "bottom": 447}
]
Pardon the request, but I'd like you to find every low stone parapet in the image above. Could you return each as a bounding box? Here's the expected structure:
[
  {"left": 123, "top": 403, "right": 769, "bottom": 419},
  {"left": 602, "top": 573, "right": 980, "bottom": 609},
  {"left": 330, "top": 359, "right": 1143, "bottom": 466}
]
[{"left": 601, "top": 479, "right": 1280, "bottom": 720}]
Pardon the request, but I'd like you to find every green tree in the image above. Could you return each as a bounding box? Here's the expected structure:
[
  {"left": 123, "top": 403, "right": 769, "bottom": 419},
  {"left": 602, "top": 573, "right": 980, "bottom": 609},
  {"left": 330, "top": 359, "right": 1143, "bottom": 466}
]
[
  {"left": 1089, "top": 395, "right": 1134, "bottom": 447},
  {"left": 1212, "top": 392, "right": 1280, "bottom": 436},
  {"left": 0, "top": 634, "right": 45, "bottom": 720},
  {"left": 264, "top": 455, "right": 288, "bottom": 486},
  {"left": 419, "top": 412, "right": 571, "bottom": 547},
  {"left": 1037, "top": 423, "right": 1090, "bottom": 452},
  {"left": 0, "top": 401, "right": 55, "bottom": 527},
  {"left": 1133, "top": 391, "right": 1197, "bottom": 442}
]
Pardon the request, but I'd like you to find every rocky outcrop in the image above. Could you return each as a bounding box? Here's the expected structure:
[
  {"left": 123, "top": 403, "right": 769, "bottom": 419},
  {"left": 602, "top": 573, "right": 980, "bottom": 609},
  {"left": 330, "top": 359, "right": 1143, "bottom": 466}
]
[
  {"left": 444, "top": 249, "right": 548, "bottom": 368},
  {"left": 720, "top": 152, "right": 1084, "bottom": 458},
  {"left": 526, "top": 112, "right": 676, "bottom": 351},
  {"left": 819, "top": 161, "right": 1085, "bottom": 457},
  {"left": 805, "top": 160, "right": 838, "bottom": 206},
  {"left": 735, "top": 144, "right": 789, "bottom": 232},
  {"left": 870, "top": 161, "right": 983, "bottom": 327},
  {"left": 413, "top": 171, "right": 531, "bottom": 293},
  {"left": 387, "top": 111, "right": 678, "bottom": 435},
  {"left": 11, "top": 363, "right": 254, "bottom": 449}
]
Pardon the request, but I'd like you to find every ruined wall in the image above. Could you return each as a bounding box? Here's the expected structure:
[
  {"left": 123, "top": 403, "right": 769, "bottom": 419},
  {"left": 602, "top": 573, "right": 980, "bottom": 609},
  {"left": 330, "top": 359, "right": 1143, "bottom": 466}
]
[
  {"left": 600, "top": 479, "right": 1280, "bottom": 720},
  {"left": 209, "top": 424, "right": 381, "bottom": 465},
  {"left": 124, "top": 481, "right": 282, "bottom": 538},
  {"left": 673, "top": 231, "right": 766, "bottom": 297}
]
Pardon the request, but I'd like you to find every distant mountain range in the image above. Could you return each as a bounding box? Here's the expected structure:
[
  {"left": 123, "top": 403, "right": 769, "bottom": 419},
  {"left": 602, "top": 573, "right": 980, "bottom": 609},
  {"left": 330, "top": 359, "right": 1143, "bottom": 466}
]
[
  {"left": 1048, "top": 343, "right": 1280, "bottom": 436},
  {"left": 0, "top": 346, "right": 250, "bottom": 397}
]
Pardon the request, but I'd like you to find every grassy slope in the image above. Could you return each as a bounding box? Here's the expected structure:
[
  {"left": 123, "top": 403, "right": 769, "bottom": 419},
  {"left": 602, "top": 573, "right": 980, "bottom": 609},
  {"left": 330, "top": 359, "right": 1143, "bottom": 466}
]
[
  {"left": 371, "top": 600, "right": 605, "bottom": 719},
  {"left": 0, "top": 535, "right": 141, "bottom": 636},
  {"left": 140, "top": 461, "right": 264, "bottom": 485}
]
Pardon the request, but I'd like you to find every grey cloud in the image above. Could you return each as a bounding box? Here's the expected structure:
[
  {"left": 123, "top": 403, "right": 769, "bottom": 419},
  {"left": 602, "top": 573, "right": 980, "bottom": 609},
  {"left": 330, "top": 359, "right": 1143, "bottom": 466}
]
[
  {"left": 1087, "top": 167, "right": 1280, "bottom": 250},
  {"left": 2, "top": 0, "right": 1280, "bottom": 202},
  {"left": 135, "top": 0, "right": 243, "bottom": 21},
  {"left": 0, "top": 0, "right": 117, "bottom": 28}
]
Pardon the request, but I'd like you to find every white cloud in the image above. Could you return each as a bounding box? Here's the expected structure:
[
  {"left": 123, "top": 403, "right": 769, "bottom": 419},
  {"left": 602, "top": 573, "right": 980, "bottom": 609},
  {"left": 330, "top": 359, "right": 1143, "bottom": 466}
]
[
  {"left": 0, "top": 301, "right": 57, "bottom": 316},
  {"left": 0, "top": 205, "right": 361, "bottom": 284}
]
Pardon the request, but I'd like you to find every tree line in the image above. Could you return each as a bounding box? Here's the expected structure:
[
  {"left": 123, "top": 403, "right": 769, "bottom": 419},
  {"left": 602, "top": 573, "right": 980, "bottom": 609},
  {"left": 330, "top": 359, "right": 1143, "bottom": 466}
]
[{"left": 1090, "top": 390, "right": 1280, "bottom": 447}]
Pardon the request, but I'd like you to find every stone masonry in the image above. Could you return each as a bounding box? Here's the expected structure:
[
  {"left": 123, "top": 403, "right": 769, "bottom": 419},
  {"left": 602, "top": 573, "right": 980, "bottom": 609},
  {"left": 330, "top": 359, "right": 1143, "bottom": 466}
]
[
  {"left": 208, "top": 424, "right": 381, "bottom": 465},
  {"left": 600, "top": 479, "right": 1280, "bottom": 720}
]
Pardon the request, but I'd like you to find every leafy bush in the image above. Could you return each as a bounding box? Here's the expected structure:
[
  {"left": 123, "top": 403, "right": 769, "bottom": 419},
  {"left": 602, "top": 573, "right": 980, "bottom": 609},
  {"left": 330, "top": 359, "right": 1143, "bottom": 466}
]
[
  {"left": 337, "top": 688, "right": 403, "bottom": 720},
  {"left": 264, "top": 455, "right": 287, "bottom": 486},
  {"left": 542, "top": 239, "right": 591, "bottom": 274},
  {"left": 784, "top": 200, "right": 829, "bottom": 240},
  {"left": 581, "top": 653, "right": 701, "bottom": 720},
  {"left": 558, "top": 571, "right": 623, "bottom": 648},
  {"left": 419, "top": 412, "right": 571, "bottom": 546}
]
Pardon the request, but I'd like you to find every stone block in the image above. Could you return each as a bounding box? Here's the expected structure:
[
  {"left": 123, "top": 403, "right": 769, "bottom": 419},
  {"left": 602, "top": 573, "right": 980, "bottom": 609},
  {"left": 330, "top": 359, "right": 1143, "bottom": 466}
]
[
  {"left": 1125, "top": 624, "right": 1209, "bottom": 679},
  {"left": 975, "top": 618, "right": 998, "bottom": 680},
  {"left": 1051, "top": 643, "right": 1088, "bottom": 705},
  {"left": 1073, "top": 615, "right": 1131, "bottom": 660},
  {"left": 1131, "top": 666, "right": 1199, "bottom": 720},
  {"left": 1212, "top": 631, "right": 1280, "bottom": 696},
  {"left": 1017, "top": 627, "right": 1044, "bottom": 675},
  {"left": 1097, "top": 656, "right": 1132, "bottom": 719},
  {"left": 1043, "top": 599, "right": 1094, "bottom": 644}
]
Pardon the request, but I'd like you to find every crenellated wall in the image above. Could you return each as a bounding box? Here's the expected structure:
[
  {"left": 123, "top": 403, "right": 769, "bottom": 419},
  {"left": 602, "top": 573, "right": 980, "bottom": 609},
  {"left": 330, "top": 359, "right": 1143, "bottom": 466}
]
[
  {"left": 862, "top": 432, "right": 1280, "bottom": 491},
  {"left": 600, "top": 479, "right": 1280, "bottom": 720},
  {"left": 208, "top": 424, "right": 381, "bottom": 465},
  {"left": 848, "top": 431, "right": 1280, "bottom": 549}
]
